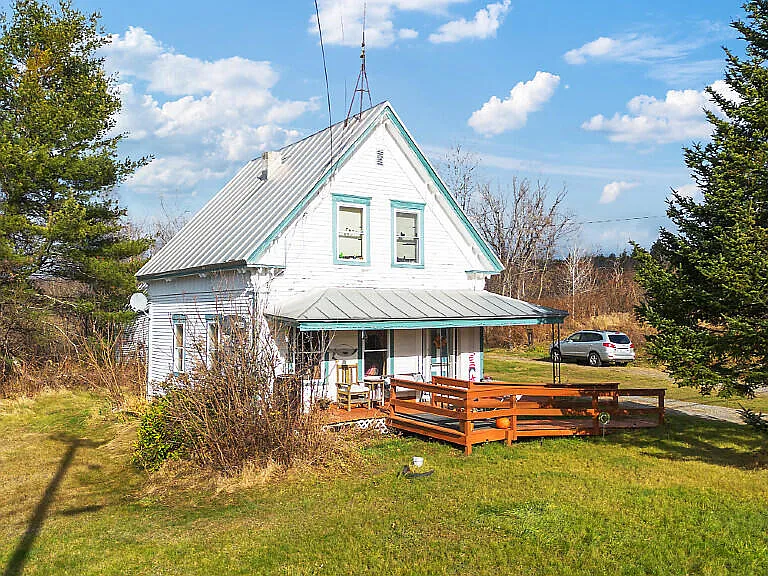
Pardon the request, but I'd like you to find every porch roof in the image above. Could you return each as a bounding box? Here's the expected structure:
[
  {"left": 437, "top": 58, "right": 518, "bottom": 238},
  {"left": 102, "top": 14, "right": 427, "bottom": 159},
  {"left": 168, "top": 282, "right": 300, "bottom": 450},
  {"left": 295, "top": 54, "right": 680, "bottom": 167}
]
[{"left": 267, "top": 288, "right": 567, "bottom": 331}]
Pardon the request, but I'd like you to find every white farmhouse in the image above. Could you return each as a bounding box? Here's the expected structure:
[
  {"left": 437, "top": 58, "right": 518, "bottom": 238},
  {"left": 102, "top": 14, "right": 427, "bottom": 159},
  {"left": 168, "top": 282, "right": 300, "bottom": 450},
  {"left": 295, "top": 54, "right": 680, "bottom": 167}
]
[{"left": 136, "top": 102, "right": 566, "bottom": 401}]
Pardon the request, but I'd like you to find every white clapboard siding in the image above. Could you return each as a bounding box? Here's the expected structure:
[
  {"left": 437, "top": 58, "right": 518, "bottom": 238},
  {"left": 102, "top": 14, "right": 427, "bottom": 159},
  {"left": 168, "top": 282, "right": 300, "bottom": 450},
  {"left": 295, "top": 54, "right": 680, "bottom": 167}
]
[
  {"left": 146, "top": 272, "right": 252, "bottom": 389},
  {"left": 143, "top": 118, "right": 493, "bottom": 392},
  {"left": 257, "top": 121, "right": 487, "bottom": 304},
  {"left": 392, "top": 329, "right": 422, "bottom": 377},
  {"left": 456, "top": 327, "right": 481, "bottom": 381}
]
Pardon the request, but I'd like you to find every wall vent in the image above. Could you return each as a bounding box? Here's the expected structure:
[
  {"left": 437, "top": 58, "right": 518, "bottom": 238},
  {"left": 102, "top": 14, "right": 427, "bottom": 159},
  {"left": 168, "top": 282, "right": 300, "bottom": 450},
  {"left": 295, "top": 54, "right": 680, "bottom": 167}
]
[{"left": 376, "top": 149, "right": 384, "bottom": 166}]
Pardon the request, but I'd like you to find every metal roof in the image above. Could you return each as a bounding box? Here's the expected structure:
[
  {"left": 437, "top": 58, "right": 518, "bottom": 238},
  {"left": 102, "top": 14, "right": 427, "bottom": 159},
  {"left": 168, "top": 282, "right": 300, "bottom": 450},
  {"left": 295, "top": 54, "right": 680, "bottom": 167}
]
[
  {"left": 268, "top": 288, "right": 567, "bottom": 331},
  {"left": 136, "top": 102, "right": 390, "bottom": 279}
]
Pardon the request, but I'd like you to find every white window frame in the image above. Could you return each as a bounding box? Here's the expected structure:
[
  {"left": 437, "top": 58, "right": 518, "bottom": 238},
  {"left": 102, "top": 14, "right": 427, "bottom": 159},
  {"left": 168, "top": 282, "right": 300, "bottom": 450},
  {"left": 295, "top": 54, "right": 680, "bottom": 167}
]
[
  {"left": 172, "top": 315, "right": 186, "bottom": 374},
  {"left": 332, "top": 194, "right": 371, "bottom": 266},
  {"left": 391, "top": 200, "right": 425, "bottom": 268},
  {"left": 206, "top": 316, "right": 220, "bottom": 369}
]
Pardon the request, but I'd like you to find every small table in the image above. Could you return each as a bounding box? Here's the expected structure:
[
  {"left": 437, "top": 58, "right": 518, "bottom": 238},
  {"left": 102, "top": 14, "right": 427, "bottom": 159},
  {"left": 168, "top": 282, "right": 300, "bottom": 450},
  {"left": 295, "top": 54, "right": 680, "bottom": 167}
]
[{"left": 364, "top": 377, "right": 386, "bottom": 405}]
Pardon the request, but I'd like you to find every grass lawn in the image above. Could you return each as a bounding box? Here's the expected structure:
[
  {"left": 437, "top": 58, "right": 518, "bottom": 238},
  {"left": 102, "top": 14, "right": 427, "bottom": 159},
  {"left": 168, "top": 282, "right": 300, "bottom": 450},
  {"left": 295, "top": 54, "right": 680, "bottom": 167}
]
[
  {"left": 1, "top": 390, "right": 768, "bottom": 575},
  {"left": 485, "top": 348, "right": 768, "bottom": 413}
]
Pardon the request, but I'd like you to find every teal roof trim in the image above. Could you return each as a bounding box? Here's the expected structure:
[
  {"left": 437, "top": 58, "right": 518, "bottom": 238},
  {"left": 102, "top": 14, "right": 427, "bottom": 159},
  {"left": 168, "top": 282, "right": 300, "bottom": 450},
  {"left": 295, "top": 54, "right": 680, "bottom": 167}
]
[
  {"left": 246, "top": 114, "right": 381, "bottom": 264},
  {"left": 383, "top": 108, "right": 504, "bottom": 273},
  {"left": 294, "top": 317, "right": 563, "bottom": 332},
  {"left": 247, "top": 104, "right": 503, "bottom": 273}
]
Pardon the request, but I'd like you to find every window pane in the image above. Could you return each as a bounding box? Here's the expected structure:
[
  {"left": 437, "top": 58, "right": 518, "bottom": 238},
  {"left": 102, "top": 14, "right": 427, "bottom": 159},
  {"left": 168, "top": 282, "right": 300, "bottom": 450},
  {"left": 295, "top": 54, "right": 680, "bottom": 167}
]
[
  {"left": 608, "top": 334, "right": 630, "bottom": 344},
  {"left": 396, "top": 212, "right": 417, "bottom": 237},
  {"left": 395, "top": 211, "right": 419, "bottom": 263},
  {"left": 338, "top": 205, "right": 364, "bottom": 260},
  {"left": 339, "top": 206, "right": 363, "bottom": 233},
  {"left": 207, "top": 322, "right": 219, "bottom": 366},
  {"left": 174, "top": 323, "right": 184, "bottom": 372},
  {"left": 364, "top": 330, "right": 387, "bottom": 350}
]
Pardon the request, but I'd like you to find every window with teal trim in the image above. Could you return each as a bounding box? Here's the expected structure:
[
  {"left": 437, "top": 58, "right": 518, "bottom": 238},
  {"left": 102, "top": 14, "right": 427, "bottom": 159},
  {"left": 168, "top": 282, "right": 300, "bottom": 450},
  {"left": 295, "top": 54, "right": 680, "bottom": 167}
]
[
  {"left": 391, "top": 200, "right": 424, "bottom": 268},
  {"left": 333, "top": 194, "right": 370, "bottom": 266},
  {"left": 338, "top": 205, "right": 364, "bottom": 260}
]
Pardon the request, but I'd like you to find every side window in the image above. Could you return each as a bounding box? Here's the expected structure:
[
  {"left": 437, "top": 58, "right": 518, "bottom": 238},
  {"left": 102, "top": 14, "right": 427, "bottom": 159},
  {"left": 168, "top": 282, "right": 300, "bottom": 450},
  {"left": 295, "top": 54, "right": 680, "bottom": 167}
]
[
  {"left": 569, "top": 333, "right": 582, "bottom": 343},
  {"left": 172, "top": 315, "right": 186, "bottom": 373},
  {"left": 586, "top": 332, "right": 602, "bottom": 342},
  {"left": 206, "top": 317, "right": 220, "bottom": 368},
  {"left": 391, "top": 200, "right": 425, "bottom": 268},
  {"left": 333, "top": 194, "right": 370, "bottom": 265}
]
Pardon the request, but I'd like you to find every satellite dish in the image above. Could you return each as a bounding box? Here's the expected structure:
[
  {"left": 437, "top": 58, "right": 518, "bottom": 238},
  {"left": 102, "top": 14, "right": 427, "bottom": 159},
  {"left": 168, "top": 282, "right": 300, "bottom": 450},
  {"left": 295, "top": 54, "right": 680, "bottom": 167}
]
[{"left": 129, "top": 292, "right": 149, "bottom": 313}]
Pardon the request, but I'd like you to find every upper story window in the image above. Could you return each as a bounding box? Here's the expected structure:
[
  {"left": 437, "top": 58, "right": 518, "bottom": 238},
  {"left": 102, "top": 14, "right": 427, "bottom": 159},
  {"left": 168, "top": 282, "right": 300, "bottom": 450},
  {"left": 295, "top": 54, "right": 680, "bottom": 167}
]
[
  {"left": 332, "top": 194, "right": 370, "bottom": 266},
  {"left": 391, "top": 200, "right": 425, "bottom": 268}
]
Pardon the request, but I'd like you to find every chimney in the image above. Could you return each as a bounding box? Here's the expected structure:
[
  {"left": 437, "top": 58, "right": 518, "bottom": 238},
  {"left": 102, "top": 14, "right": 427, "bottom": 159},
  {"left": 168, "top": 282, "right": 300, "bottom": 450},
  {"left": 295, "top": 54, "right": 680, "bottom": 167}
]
[{"left": 262, "top": 150, "right": 282, "bottom": 180}]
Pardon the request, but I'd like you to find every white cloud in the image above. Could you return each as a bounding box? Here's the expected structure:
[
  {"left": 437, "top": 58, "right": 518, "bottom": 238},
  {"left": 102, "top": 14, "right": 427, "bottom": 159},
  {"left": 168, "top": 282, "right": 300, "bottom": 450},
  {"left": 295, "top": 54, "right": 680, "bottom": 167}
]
[
  {"left": 669, "top": 183, "right": 703, "bottom": 203},
  {"left": 468, "top": 71, "right": 560, "bottom": 136},
  {"left": 596, "top": 225, "right": 650, "bottom": 248},
  {"left": 647, "top": 59, "right": 723, "bottom": 86},
  {"left": 102, "top": 27, "right": 318, "bottom": 194},
  {"left": 425, "top": 145, "right": 685, "bottom": 181},
  {"left": 428, "top": 0, "right": 511, "bottom": 44},
  {"left": 309, "top": 0, "right": 467, "bottom": 48},
  {"left": 129, "top": 157, "right": 229, "bottom": 193},
  {"left": 564, "top": 34, "right": 693, "bottom": 65},
  {"left": 582, "top": 80, "right": 737, "bottom": 144},
  {"left": 600, "top": 181, "right": 638, "bottom": 204}
]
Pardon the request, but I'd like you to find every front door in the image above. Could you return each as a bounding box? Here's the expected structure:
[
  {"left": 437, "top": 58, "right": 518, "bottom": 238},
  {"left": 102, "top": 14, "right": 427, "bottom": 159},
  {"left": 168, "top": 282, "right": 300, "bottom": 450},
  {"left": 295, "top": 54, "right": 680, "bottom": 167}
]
[{"left": 429, "top": 328, "right": 450, "bottom": 378}]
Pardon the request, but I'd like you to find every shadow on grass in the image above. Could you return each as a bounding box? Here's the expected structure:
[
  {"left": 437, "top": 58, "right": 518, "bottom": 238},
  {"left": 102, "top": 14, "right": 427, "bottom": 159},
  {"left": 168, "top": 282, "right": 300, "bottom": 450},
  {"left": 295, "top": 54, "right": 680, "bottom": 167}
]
[
  {"left": 3, "top": 435, "right": 103, "bottom": 576},
  {"left": 610, "top": 416, "right": 767, "bottom": 470},
  {"left": 393, "top": 415, "right": 766, "bottom": 470}
]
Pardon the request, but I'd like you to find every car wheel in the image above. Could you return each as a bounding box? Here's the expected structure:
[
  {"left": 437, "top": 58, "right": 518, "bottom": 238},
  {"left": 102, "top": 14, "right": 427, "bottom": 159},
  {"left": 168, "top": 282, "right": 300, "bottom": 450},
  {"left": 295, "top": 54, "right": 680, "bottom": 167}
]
[
  {"left": 551, "top": 348, "right": 562, "bottom": 363},
  {"left": 587, "top": 352, "right": 602, "bottom": 367}
]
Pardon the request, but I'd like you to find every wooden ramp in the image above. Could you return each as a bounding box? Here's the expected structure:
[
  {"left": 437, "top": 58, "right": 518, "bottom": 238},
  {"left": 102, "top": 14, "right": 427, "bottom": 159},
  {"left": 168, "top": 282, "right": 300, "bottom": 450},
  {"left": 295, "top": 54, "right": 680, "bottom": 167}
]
[{"left": 387, "top": 376, "right": 664, "bottom": 455}]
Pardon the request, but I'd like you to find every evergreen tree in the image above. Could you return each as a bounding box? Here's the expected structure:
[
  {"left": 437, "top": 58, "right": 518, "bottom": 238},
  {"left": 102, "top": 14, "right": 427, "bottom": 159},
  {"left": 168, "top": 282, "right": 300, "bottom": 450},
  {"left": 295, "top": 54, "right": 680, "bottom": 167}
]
[
  {"left": 0, "top": 0, "right": 151, "bottom": 363},
  {"left": 634, "top": 1, "right": 768, "bottom": 417}
]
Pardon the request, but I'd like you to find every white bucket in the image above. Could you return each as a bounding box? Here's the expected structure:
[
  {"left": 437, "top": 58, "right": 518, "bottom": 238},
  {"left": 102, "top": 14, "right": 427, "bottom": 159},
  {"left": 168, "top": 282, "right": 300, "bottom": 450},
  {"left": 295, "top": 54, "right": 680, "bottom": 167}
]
[{"left": 411, "top": 456, "right": 424, "bottom": 468}]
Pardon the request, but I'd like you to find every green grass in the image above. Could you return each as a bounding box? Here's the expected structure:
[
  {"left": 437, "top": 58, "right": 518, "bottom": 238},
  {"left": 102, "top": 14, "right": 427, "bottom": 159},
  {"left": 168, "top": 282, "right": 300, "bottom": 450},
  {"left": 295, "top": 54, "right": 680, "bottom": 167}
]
[
  {"left": 485, "top": 348, "right": 768, "bottom": 413},
  {"left": 1, "top": 390, "right": 768, "bottom": 575}
]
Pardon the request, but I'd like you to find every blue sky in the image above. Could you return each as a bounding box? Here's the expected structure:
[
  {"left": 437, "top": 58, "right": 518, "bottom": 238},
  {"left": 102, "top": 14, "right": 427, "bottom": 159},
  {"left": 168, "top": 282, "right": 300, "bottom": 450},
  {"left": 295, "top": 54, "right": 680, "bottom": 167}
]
[{"left": 4, "top": 0, "right": 746, "bottom": 252}]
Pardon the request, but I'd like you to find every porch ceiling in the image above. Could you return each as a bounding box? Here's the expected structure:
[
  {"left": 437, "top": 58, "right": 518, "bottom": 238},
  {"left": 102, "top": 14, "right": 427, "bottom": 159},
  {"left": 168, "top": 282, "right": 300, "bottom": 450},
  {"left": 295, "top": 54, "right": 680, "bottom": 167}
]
[{"left": 267, "top": 288, "right": 567, "bottom": 331}]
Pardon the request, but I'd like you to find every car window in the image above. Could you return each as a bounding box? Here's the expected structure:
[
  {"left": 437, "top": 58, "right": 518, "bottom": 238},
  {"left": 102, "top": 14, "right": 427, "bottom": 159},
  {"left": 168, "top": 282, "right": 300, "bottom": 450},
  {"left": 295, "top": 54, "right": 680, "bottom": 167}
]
[
  {"left": 608, "top": 334, "right": 631, "bottom": 344},
  {"left": 568, "top": 333, "right": 582, "bottom": 342},
  {"left": 584, "top": 332, "right": 602, "bottom": 342}
]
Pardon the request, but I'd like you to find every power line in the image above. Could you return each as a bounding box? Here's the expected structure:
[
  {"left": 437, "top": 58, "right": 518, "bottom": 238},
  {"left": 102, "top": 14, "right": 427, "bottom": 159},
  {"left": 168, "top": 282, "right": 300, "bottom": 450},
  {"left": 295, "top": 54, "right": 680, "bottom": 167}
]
[
  {"left": 313, "top": 0, "right": 333, "bottom": 166},
  {"left": 580, "top": 215, "right": 666, "bottom": 225}
]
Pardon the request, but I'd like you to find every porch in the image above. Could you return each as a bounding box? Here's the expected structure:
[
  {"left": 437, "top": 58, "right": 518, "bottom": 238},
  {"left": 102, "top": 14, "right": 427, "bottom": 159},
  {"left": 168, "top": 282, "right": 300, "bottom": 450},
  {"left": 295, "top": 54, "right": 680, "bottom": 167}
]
[{"left": 269, "top": 287, "right": 569, "bottom": 408}]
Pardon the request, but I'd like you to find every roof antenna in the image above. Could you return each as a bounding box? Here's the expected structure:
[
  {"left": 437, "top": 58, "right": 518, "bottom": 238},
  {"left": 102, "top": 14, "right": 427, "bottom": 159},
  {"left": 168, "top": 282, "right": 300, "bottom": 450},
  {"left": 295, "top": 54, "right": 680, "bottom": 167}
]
[{"left": 345, "top": 1, "right": 372, "bottom": 126}]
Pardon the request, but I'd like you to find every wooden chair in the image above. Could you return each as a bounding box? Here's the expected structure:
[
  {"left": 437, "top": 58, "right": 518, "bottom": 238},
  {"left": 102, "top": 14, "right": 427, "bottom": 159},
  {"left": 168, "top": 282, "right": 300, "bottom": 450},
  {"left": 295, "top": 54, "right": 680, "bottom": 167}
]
[{"left": 336, "top": 363, "right": 371, "bottom": 411}]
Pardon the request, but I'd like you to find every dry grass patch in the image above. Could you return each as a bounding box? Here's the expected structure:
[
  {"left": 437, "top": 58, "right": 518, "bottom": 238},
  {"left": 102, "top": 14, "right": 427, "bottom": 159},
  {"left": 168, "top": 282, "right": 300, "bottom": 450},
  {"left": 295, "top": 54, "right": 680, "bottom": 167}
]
[{"left": 2, "top": 390, "right": 768, "bottom": 575}]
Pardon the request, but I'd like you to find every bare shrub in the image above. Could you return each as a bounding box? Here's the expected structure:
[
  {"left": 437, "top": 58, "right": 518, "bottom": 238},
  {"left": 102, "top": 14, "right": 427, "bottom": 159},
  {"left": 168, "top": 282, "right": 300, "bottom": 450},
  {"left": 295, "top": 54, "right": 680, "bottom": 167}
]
[
  {"left": 138, "top": 318, "right": 341, "bottom": 473},
  {"left": 0, "top": 320, "right": 145, "bottom": 408},
  {"left": 71, "top": 327, "right": 145, "bottom": 406}
]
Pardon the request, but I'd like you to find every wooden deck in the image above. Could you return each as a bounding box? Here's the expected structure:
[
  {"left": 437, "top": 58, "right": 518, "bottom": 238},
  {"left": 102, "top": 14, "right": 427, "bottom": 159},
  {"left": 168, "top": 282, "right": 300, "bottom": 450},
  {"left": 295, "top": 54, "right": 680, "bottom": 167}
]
[
  {"left": 321, "top": 404, "right": 388, "bottom": 425},
  {"left": 387, "top": 376, "right": 665, "bottom": 455}
]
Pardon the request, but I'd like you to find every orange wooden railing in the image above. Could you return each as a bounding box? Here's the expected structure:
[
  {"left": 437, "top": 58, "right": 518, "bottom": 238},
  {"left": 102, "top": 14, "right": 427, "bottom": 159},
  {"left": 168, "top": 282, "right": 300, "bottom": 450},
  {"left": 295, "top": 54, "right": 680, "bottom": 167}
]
[{"left": 387, "top": 376, "right": 665, "bottom": 455}]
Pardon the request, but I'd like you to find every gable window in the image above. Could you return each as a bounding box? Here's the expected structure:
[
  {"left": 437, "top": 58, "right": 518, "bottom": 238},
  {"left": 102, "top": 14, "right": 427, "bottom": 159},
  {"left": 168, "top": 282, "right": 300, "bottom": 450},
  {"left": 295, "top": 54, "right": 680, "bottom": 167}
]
[
  {"left": 172, "top": 315, "right": 186, "bottom": 373},
  {"left": 391, "top": 200, "right": 425, "bottom": 268},
  {"left": 332, "top": 194, "right": 370, "bottom": 266}
]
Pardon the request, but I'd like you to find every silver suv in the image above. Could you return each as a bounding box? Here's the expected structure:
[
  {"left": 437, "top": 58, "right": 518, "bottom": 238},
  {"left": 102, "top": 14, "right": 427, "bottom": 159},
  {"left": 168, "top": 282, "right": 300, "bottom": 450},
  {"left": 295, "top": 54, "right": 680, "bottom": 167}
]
[{"left": 550, "top": 330, "right": 635, "bottom": 367}]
